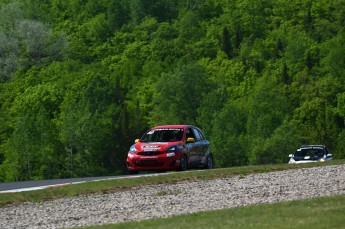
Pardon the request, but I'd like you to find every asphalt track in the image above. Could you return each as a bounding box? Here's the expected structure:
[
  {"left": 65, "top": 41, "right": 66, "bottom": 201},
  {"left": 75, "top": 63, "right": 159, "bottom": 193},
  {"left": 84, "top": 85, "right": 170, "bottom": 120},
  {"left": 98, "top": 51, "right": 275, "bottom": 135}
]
[{"left": 0, "top": 173, "right": 165, "bottom": 193}]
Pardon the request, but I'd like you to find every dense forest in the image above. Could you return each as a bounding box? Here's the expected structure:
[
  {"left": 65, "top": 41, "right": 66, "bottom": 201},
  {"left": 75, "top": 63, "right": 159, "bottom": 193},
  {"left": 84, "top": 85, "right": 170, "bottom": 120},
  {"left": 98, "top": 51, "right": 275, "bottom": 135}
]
[{"left": 0, "top": 0, "right": 345, "bottom": 182}]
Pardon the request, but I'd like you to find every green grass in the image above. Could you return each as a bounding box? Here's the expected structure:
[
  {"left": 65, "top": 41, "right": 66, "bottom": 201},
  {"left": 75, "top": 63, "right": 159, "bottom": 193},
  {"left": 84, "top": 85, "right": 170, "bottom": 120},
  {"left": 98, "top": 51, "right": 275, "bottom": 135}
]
[
  {"left": 1, "top": 159, "right": 345, "bottom": 206},
  {"left": 82, "top": 194, "right": 345, "bottom": 229}
]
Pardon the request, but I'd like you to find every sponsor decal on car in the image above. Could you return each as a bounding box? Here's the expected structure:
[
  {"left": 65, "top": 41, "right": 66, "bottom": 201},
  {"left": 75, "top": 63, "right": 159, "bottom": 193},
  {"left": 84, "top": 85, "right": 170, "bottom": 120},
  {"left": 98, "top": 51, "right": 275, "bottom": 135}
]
[
  {"left": 297, "top": 146, "right": 323, "bottom": 151},
  {"left": 154, "top": 128, "right": 183, "bottom": 131},
  {"left": 140, "top": 156, "right": 158, "bottom": 159},
  {"left": 141, "top": 145, "right": 161, "bottom": 151}
]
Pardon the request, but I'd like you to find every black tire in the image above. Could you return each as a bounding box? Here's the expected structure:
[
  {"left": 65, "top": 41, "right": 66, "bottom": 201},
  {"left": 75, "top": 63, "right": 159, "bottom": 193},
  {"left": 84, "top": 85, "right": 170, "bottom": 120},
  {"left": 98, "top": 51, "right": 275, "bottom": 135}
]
[
  {"left": 205, "top": 154, "right": 213, "bottom": 169},
  {"left": 179, "top": 154, "right": 188, "bottom": 171}
]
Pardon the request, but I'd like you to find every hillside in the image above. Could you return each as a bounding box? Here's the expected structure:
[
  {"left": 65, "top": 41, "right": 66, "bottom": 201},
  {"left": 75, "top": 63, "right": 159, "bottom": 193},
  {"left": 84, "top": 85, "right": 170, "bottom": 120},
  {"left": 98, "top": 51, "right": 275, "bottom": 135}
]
[{"left": 0, "top": 0, "right": 345, "bottom": 181}]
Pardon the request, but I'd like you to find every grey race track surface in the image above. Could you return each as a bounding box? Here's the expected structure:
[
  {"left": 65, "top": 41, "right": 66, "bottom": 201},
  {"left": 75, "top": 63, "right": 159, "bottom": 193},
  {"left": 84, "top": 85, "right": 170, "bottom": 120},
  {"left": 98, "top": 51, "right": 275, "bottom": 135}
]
[
  {"left": 0, "top": 173, "right": 167, "bottom": 193},
  {"left": 0, "top": 176, "right": 125, "bottom": 192}
]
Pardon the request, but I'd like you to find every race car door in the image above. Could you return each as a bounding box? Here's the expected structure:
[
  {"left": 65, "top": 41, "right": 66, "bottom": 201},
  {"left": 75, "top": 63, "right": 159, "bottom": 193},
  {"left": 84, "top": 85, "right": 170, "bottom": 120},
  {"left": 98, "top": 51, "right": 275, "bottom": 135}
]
[
  {"left": 185, "top": 127, "right": 199, "bottom": 166},
  {"left": 191, "top": 127, "right": 209, "bottom": 164}
]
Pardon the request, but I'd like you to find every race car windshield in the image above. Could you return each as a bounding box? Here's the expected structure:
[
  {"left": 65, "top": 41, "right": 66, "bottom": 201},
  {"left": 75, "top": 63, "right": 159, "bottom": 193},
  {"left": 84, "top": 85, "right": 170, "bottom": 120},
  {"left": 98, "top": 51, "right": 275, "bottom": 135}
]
[
  {"left": 295, "top": 148, "right": 325, "bottom": 157},
  {"left": 140, "top": 128, "right": 184, "bottom": 143}
]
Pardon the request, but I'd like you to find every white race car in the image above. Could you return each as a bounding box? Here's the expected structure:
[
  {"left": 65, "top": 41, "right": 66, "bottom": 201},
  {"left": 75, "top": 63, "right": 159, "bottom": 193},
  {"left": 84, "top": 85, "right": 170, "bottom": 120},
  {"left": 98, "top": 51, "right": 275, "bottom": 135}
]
[{"left": 288, "top": 145, "right": 333, "bottom": 164}]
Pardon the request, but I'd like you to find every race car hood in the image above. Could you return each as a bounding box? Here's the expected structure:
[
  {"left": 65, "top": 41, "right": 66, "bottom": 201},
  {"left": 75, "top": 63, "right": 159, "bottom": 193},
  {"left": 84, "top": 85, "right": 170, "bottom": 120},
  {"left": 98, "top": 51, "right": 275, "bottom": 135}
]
[
  {"left": 293, "top": 155, "right": 323, "bottom": 161},
  {"left": 134, "top": 141, "right": 180, "bottom": 152}
]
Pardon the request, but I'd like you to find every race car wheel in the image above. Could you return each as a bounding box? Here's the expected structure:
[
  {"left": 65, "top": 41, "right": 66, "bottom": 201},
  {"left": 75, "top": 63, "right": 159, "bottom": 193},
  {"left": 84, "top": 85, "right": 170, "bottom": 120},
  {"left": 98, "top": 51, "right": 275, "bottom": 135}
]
[{"left": 179, "top": 154, "right": 188, "bottom": 171}]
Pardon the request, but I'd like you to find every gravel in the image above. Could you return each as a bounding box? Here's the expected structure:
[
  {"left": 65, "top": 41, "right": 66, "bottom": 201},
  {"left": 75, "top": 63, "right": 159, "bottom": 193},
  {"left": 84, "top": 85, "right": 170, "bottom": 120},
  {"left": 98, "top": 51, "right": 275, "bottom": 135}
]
[{"left": 1, "top": 164, "right": 345, "bottom": 229}]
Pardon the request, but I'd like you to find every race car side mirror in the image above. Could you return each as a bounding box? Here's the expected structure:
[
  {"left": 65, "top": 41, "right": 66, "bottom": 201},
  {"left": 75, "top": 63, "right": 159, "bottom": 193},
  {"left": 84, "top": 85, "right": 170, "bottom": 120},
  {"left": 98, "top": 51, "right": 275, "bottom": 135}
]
[{"left": 187, "top": 137, "right": 195, "bottom": 143}]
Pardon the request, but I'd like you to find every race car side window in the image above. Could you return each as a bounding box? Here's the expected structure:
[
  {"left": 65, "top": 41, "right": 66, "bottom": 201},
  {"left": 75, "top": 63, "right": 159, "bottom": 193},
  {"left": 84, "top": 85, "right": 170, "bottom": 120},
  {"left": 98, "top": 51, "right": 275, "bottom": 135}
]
[
  {"left": 186, "top": 128, "right": 195, "bottom": 140},
  {"left": 192, "top": 128, "right": 203, "bottom": 141},
  {"left": 196, "top": 129, "right": 205, "bottom": 140}
]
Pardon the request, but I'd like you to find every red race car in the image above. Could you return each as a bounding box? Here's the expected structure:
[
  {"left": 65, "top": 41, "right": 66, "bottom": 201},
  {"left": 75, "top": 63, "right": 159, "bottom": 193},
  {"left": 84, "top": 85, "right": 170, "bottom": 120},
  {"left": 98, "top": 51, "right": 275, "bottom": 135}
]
[{"left": 126, "top": 125, "right": 213, "bottom": 174}]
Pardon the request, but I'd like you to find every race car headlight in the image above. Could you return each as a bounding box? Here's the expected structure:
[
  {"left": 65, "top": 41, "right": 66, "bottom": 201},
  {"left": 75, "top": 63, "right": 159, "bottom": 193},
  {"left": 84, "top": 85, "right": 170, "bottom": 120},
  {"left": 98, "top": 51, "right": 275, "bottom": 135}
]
[
  {"left": 166, "top": 145, "right": 177, "bottom": 157},
  {"left": 167, "top": 145, "right": 177, "bottom": 152},
  {"left": 129, "top": 145, "right": 137, "bottom": 153},
  {"left": 288, "top": 157, "right": 296, "bottom": 164}
]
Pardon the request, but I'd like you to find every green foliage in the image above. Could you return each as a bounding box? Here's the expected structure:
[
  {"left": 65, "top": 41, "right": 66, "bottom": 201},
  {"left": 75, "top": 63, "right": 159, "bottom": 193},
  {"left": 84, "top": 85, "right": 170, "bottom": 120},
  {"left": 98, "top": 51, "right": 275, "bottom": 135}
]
[
  {"left": 246, "top": 75, "right": 291, "bottom": 164},
  {"left": 210, "top": 101, "right": 247, "bottom": 167},
  {"left": 1, "top": 0, "right": 345, "bottom": 181},
  {"left": 149, "top": 63, "right": 211, "bottom": 126},
  {"left": 2, "top": 81, "right": 63, "bottom": 181},
  {"left": 0, "top": 2, "right": 67, "bottom": 82}
]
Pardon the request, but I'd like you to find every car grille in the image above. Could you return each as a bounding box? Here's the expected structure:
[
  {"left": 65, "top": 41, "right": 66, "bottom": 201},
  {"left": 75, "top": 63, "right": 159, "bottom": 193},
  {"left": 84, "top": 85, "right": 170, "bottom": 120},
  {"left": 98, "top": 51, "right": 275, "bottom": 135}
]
[
  {"left": 295, "top": 156, "right": 320, "bottom": 161},
  {"left": 137, "top": 159, "right": 164, "bottom": 167},
  {"left": 137, "top": 151, "right": 163, "bottom": 156}
]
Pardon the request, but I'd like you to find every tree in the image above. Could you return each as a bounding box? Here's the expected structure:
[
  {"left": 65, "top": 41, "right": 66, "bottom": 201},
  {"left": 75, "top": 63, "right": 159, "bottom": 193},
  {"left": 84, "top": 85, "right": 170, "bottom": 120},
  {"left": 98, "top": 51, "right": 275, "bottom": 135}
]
[
  {"left": 210, "top": 101, "right": 247, "bottom": 167},
  {"left": 246, "top": 74, "right": 290, "bottom": 164},
  {"left": 259, "top": 120, "right": 304, "bottom": 164},
  {"left": 0, "top": 32, "right": 18, "bottom": 82},
  {"left": 0, "top": 2, "right": 67, "bottom": 80},
  {"left": 107, "top": 0, "right": 130, "bottom": 30},
  {"left": 1, "top": 83, "right": 62, "bottom": 181},
  {"left": 320, "top": 30, "right": 345, "bottom": 78},
  {"left": 58, "top": 63, "right": 126, "bottom": 176},
  {"left": 149, "top": 63, "right": 211, "bottom": 126},
  {"left": 0, "top": 2, "right": 22, "bottom": 81},
  {"left": 222, "top": 27, "right": 233, "bottom": 59}
]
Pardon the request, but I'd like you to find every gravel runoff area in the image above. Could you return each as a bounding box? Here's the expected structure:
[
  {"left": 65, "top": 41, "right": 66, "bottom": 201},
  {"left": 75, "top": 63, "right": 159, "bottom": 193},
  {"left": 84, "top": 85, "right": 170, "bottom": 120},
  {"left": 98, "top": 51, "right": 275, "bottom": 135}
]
[{"left": 1, "top": 164, "right": 345, "bottom": 229}]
